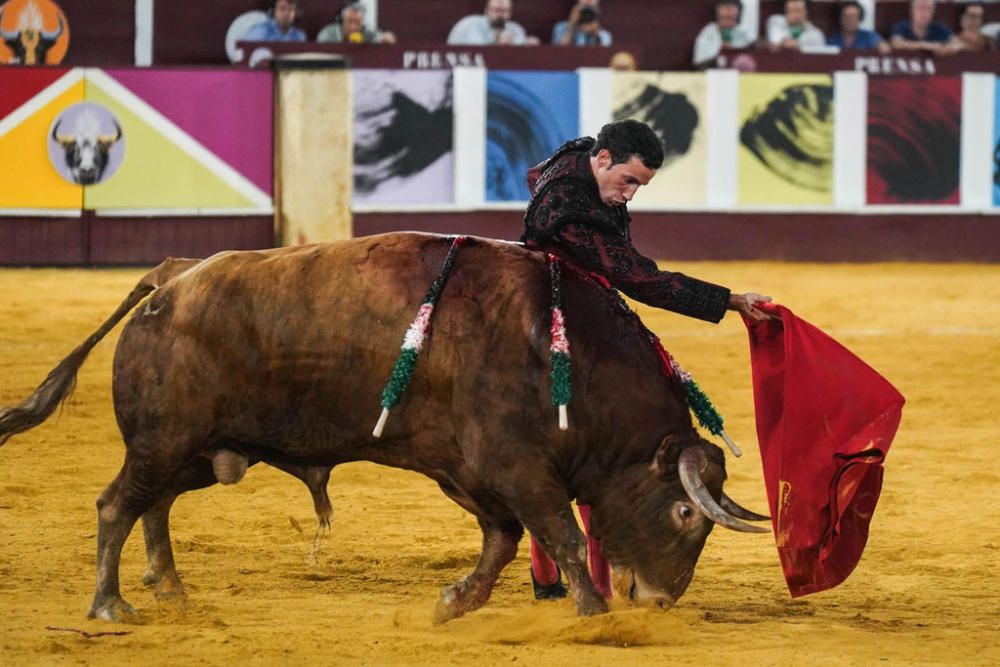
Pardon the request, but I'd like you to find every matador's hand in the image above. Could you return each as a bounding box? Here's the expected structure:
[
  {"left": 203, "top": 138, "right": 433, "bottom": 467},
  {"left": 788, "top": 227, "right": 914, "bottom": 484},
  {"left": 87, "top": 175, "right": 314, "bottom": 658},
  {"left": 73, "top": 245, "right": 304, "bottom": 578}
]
[{"left": 728, "top": 292, "right": 774, "bottom": 322}]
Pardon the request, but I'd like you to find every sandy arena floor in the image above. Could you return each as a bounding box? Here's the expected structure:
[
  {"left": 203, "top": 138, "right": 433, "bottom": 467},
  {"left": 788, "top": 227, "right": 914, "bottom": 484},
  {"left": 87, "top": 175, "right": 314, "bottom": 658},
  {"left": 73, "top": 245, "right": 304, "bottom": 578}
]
[{"left": 0, "top": 261, "right": 998, "bottom": 665}]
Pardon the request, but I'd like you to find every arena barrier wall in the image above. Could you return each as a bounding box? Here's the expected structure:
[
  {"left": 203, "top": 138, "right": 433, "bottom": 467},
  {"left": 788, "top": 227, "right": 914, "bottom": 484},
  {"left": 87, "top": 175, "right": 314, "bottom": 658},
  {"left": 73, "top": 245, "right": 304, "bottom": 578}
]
[{"left": 3, "top": 64, "right": 1000, "bottom": 264}]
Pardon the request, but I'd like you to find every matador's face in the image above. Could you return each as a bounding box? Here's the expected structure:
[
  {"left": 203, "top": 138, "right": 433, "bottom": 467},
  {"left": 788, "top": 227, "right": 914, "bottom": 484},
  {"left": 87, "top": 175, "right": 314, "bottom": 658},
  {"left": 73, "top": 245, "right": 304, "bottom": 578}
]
[{"left": 590, "top": 150, "right": 657, "bottom": 207}]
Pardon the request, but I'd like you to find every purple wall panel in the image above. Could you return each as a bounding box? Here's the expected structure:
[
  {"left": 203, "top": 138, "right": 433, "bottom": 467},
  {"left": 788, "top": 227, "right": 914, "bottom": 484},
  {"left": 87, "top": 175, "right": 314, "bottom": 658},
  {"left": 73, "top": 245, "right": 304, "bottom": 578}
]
[{"left": 106, "top": 69, "right": 273, "bottom": 194}]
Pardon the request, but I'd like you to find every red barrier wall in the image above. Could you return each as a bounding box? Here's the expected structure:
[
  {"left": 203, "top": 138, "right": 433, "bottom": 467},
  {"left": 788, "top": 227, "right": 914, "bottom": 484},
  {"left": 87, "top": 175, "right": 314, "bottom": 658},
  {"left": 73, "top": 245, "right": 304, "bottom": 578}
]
[
  {"left": 0, "top": 215, "right": 274, "bottom": 266},
  {"left": 353, "top": 211, "right": 1000, "bottom": 263}
]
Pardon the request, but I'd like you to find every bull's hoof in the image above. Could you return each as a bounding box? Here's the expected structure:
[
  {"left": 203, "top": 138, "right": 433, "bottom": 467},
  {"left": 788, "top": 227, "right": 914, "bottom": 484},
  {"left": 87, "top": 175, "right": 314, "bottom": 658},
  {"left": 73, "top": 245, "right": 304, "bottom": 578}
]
[
  {"left": 576, "top": 594, "right": 609, "bottom": 617},
  {"left": 432, "top": 578, "right": 485, "bottom": 625},
  {"left": 154, "top": 581, "right": 187, "bottom": 603},
  {"left": 141, "top": 568, "right": 161, "bottom": 588},
  {"left": 87, "top": 598, "right": 141, "bottom": 624}
]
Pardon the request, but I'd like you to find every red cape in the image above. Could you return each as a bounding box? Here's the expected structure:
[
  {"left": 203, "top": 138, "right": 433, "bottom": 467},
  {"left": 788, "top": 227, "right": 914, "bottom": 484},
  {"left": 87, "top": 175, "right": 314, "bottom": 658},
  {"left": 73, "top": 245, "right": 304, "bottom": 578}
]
[{"left": 743, "top": 303, "right": 904, "bottom": 597}]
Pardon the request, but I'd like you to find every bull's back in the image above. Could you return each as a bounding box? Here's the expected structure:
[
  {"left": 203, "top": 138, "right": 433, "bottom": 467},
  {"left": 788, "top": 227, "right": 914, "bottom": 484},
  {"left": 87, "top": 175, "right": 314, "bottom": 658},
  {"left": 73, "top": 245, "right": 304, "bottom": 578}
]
[{"left": 111, "top": 234, "right": 550, "bottom": 460}]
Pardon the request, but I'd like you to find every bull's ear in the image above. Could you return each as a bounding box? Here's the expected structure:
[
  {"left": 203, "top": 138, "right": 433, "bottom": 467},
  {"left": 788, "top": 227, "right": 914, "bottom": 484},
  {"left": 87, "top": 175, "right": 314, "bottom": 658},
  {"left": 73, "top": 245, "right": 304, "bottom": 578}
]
[{"left": 649, "top": 435, "right": 686, "bottom": 478}]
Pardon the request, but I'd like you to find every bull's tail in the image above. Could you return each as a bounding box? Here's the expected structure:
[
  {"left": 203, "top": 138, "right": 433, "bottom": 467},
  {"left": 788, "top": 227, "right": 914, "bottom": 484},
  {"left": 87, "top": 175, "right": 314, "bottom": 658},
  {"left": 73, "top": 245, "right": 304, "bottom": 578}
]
[{"left": 0, "top": 258, "right": 201, "bottom": 447}]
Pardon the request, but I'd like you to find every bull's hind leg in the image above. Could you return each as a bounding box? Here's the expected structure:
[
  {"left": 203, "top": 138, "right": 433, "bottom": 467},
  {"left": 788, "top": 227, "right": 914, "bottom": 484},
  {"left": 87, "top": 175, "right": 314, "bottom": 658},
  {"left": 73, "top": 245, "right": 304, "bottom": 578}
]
[
  {"left": 89, "top": 452, "right": 176, "bottom": 622},
  {"left": 270, "top": 463, "right": 334, "bottom": 529},
  {"left": 433, "top": 516, "right": 523, "bottom": 625},
  {"left": 140, "top": 457, "right": 219, "bottom": 599}
]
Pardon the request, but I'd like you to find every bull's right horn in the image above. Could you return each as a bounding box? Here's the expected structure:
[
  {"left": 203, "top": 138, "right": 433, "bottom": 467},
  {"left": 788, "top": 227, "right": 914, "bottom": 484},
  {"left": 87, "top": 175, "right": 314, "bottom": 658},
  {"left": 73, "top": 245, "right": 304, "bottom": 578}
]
[
  {"left": 720, "top": 493, "right": 770, "bottom": 522},
  {"left": 678, "top": 448, "right": 769, "bottom": 534},
  {"left": 97, "top": 120, "right": 123, "bottom": 145},
  {"left": 51, "top": 119, "right": 74, "bottom": 145}
]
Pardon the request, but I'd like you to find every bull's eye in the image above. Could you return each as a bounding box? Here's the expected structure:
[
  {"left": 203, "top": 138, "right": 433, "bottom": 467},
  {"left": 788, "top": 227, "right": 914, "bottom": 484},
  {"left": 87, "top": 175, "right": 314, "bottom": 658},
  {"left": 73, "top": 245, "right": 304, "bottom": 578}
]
[{"left": 678, "top": 504, "right": 694, "bottom": 520}]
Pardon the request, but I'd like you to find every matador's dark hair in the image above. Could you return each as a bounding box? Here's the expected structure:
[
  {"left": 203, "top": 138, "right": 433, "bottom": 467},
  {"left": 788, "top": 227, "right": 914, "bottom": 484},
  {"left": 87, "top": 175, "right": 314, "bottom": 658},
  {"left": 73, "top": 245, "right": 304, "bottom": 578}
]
[{"left": 593, "top": 119, "right": 665, "bottom": 169}]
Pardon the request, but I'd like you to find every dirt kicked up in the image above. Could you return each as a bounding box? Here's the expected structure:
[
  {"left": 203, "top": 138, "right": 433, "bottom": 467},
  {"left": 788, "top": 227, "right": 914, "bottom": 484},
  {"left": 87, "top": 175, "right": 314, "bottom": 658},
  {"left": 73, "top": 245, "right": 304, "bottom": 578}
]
[{"left": 0, "top": 263, "right": 997, "bottom": 665}]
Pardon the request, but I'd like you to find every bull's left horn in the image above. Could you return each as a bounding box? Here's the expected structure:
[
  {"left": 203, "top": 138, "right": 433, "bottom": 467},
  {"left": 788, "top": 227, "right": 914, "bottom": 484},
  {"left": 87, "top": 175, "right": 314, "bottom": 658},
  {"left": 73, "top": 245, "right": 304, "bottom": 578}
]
[
  {"left": 97, "top": 121, "right": 123, "bottom": 145},
  {"left": 720, "top": 493, "right": 770, "bottom": 522},
  {"left": 678, "top": 448, "right": 769, "bottom": 534}
]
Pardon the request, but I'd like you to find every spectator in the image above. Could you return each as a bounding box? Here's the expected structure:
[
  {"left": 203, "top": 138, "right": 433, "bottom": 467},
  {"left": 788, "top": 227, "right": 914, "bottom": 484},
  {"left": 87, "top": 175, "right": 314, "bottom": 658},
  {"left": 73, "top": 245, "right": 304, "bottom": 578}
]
[
  {"left": 552, "top": 1, "right": 613, "bottom": 46},
  {"left": 693, "top": 0, "right": 753, "bottom": 69},
  {"left": 890, "top": 0, "right": 960, "bottom": 54},
  {"left": 317, "top": 2, "right": 396, "bottom": 44},
  {"left": 447, "top": 0, "right": 540, "bottom": 46},
  {"left": 827, "top": 1, "right": 890, "bottom": 53},
  {"left": 956, "top": 2, "right": 997, "bottom": 51},
  {"left": 766, "top": 0, "right": 825, "bottom": 52},
  {"left": 243, "top": 0, "right": 306, "bottom": 42}
]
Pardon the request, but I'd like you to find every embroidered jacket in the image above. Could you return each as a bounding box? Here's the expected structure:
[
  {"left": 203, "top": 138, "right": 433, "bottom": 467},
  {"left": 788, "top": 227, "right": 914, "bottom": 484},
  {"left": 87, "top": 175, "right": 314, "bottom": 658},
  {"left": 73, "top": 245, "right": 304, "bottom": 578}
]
[{"left": 522, "top": 138, "right": 731, "bottom": 323}]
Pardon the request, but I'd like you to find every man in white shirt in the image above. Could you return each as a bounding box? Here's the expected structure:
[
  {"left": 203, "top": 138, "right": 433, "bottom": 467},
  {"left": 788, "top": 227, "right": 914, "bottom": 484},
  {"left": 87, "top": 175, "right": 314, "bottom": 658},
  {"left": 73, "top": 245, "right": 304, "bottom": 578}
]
[
  {"left": 766, "top": 0, "right": 825, "bottom": 51},
  {"left": 447, "top": 0, "right": 539, "bottom": 46},
  {"left": 693, "top": 0, "right": 753, "bottom": 68}
]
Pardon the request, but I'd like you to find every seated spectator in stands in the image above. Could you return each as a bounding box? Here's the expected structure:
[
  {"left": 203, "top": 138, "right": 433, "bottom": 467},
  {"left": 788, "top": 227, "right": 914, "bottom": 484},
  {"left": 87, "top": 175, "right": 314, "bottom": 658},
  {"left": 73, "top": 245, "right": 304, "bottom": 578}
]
[
  {"left": 956, "top": 2, "right": 997, "bottom": 51},
  {"left": 766, "top": 0, "right": 825, "bottom": 52},
  {"left": 693, "top": 0, "right": 753, "bottom": 68},
  {"left": 827, "top": 1, "right": 890, "bottom": 53},
  {"left": 448, "top": 0, "right": 540, "bottom": 45},
  {"left": 552, "top": 1, "right": 612, "bottom": 46},
  {"left": 890, "top": 0, "right": 960, "bottom": 54},
  {"left": 317, "top": 2, "right": 396, "bottom": 44},
  {"left": 243, "top": 0, "right": 306, "bottom": 42}
]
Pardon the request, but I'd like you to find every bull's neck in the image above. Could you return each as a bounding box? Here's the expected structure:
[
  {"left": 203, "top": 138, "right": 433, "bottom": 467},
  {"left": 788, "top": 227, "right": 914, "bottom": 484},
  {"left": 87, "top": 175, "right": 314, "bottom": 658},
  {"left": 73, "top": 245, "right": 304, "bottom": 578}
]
[{"left": 561, "top": 429, "right": 663, "bottom": 505}]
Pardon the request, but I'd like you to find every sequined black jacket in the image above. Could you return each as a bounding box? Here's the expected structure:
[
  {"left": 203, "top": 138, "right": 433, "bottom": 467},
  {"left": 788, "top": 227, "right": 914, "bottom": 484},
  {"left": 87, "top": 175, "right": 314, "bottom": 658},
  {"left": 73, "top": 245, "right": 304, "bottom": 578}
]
[{"left": 521, "top": 138, "right": 731, "bottom": 323}]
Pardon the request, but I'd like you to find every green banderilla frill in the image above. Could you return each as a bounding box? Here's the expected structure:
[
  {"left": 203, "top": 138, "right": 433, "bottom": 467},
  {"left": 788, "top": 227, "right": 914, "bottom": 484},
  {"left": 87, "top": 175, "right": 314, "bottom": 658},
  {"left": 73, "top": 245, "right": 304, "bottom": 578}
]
[
  {"left": 669, "top": 358, "right": 742, "bottom": 457},
  {"left": 372, "top": 236, "right": 465, "bottom": 438}
]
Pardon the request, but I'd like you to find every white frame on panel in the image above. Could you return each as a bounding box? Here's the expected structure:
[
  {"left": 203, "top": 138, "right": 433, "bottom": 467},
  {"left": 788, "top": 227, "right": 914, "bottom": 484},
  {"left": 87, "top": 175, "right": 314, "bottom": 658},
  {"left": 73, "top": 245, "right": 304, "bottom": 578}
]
[
  {"left": 706, "top": 68, "right": 739, "bottom": 210},
  {"left": 452, "top": 66, "right": 487, "bottom": 208},
  {"left": 960, "top": 72, "right": 995, "bottom": 211},
  {"left": 577, "top": 67, "right": 613, "bottom": 139},
  {"left": 135, "top": 0, "right": 154, "bottom": 66},
  {"left": 833, "top": 71, "right": 866, "bottom": 209}
]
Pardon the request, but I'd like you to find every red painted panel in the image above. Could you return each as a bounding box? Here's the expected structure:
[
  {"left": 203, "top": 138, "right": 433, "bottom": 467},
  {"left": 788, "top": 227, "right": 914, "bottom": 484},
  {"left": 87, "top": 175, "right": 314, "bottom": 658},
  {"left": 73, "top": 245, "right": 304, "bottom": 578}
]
[
  {"left": 0, "top": 67, "right": 68, "bottom": 119},
  {"left": 867, "top": 77, "right": 962, "bottom": 205}
]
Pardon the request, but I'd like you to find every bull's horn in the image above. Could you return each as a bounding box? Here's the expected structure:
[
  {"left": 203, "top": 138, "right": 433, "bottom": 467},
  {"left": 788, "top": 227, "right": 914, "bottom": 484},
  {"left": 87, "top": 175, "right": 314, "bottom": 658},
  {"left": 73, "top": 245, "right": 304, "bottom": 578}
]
[
  {"left": 97, "top": 121, "right": 123, "bottom": 145},
  {"left": 678, "top": 448, "right": 769, "bottom": 534},
  {"left": 41, "top": 16, "right": 64, "bottom": 42},
  {"left": 51, "top": 119, "right": 74, "bottom": 145},
  {"left": 720, "top": 492, "right": 770, "bottom": 522}
]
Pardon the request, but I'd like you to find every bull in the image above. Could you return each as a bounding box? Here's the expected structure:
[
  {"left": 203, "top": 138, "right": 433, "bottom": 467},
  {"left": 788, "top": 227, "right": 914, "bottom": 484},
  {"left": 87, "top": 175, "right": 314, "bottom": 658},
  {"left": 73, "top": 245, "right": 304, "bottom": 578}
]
[
  {"left": 0, "top": 233, "right": 768, "bottom": 624},
  {"left": 0, "top": 10, "right": 63, "bottom": 65},
  {"left": 51, "top": 117, "right": 123, "bottom": 185}
]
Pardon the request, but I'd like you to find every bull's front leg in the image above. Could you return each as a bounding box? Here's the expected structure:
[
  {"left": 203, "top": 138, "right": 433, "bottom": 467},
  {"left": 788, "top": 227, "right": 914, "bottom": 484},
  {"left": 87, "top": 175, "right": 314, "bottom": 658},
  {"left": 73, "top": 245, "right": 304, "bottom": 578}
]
[
  {"left": 433, "top": 517, "right": 522, "bottom": 624},
  {"left": 518, "top": 504, "right": 608, "bottom": 617}
]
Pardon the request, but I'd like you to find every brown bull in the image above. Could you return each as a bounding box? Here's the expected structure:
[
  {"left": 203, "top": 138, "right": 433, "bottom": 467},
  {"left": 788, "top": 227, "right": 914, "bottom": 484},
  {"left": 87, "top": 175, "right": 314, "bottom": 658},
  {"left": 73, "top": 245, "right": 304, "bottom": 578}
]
[{"left": 0, "top": 232, "right": 767, "bottom": 623}]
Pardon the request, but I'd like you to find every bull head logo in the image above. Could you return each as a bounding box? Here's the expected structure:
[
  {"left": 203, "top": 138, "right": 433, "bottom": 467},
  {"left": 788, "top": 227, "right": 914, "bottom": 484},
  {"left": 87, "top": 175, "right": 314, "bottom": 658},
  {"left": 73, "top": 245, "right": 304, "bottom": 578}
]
[
  {"left": 0, "top": 1, "right": 64, "bottom": 65},
  {"left": 51, "top": 112, "right": 124, "bottom": 185}
]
